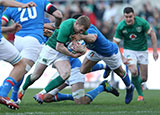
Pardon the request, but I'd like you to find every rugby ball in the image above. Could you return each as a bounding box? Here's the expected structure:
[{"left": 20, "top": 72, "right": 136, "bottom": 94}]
[{"left": 67, "top": 40, "right": 85, "bottom": 54}]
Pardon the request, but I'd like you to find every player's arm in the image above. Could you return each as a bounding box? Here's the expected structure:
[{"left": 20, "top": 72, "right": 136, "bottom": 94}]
[
  {"left": 56, "top": 42, "right": 83, "bottom": 58},
  {"left": 0, "top": 0, "right": 36, "bottom": 8},
  {"left": 72, "top": 34, "right": 97, "bottom": 43},
  {"left": 147, "top": 28, "right": 159, "bottom": 61},
  {"left": 44, "top": 23, "right": 56, "bottom": 30},
  {"left": 45, "top": 2, "right": 63, "bottom": 28}
]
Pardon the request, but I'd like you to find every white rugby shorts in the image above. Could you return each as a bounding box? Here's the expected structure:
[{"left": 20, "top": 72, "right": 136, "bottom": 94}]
[
  {"left": 14, "top": 35, "right": 42, "bottom": 62},
  {"left": 86, "top": 50, "right": 122, "bottom": 70},
  {"left": 123, "top": 49, "right": 148, "bottom": 65},
  {"left": 0, "top": 37, "right": 21, "bottom": 65}
]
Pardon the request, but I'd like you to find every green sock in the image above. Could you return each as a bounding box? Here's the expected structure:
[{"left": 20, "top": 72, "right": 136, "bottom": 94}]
[
  {"left": 44, "top": 75, "right": 65, "bottom": 93},
  {"left": 22, "top": 74, "right": 35, "bottom": 91},
  {"left": 132, "top": 75, "right": 143, "bottom": 96}
]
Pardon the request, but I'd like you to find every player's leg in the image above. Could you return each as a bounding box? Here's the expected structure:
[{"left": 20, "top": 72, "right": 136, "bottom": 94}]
[
  {"left": 19, "top": 62, "right": 47, "bottom": 99},
  {"left": 128, "top": 64, "right": 144, "bottom": 101},
  {"left": 11, "top": 36, "right": 42, "bottom": 103},
  {"left": 139, "top": 64, "right": 148, "bottom": 82},
  {"left": 0, "top": 37, "right": 27, "bottom": 109},
  {"left": 34, "top": 71, "right": 72, "bottom": 104},
  {"left": 85, "top": 80, "right": 119, "bottom": 104},
  {"left": 38, "top": 83, "right": 70, "bottom": 103},
  {"left": 80, "top": 50, "right": 99, "bottom": 74},
  {"left": 124, "top": 50, "right": 145, "bottom": 101},
  {"left": 103, "top": 50, "right": 134, "bottom": 104},
  {"left": 43, "top": 60, "right": 71, "bottom": 94},
  {"left": 18, "top": 44, "right": 58, "bottom": 101},
  {"left": 91, "top": 63, "right": 106, "bottom": 72},
  {"left": 114, "top": 66, "right": 134, "bottom": 104}
]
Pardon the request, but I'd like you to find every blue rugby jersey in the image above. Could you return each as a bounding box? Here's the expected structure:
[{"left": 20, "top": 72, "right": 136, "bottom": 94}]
[
  {"left": 2, "top": 0, "right": 55, "bottom": 44},
  {"left": 86, "top": 24, "right": 118, "bottom": 57}
]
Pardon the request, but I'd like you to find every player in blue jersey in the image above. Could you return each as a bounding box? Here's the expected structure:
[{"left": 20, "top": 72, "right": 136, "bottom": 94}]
[
  {"left": 31, "top": 57, "right": 119, "bottom": 104},
  {"left": 71, "top": 16, "right": 134, "bottom": 104},
  {"left": 1, "top": 0, "right": 63, "bottom": 105},
  {"left": 0, "top": 0, "right": 36, "bottom": 110}
]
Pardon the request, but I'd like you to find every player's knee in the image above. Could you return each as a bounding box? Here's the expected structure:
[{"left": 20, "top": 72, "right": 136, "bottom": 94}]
[
  {"left": 130, "top": 68, "right": 138, "bottom": 76},
  {"left": 60, "top": 71, "right": 70, "bottom": 80},
  {"left": 80, "top": 68, "right": 87, "bottom": 74}
]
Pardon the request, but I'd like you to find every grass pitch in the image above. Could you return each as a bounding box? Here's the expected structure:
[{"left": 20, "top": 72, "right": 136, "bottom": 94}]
[{"left": 0, "top": 89, "right": 160, "bottom": 115}]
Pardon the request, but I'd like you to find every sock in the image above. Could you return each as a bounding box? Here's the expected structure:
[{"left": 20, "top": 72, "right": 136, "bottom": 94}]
[
  {"left": 91, "top": 63, "right": 105, "bottom": 72},
  {"left": 22, "top": 74, "right": 34, "bottom": 91},
  {"left": 44, "top": 75, "right": 65, "bottom": 93},
  {"left": 122, "top": 72, "right": 131, "bottom": 88},
  {"left": 0, "top": 77, "right": 17, "bottom": 97},
  {"left": 85, "top": 85, "right": 104, "bottom": 101},
  {"left": 132, "top": 76, "right": 143, "bottom": 96},
  {"left": 53, "top": 92, "right": 73, "bottom": 102},
  {"left": 10, "top": 77, "right": 24, "bottom": 102}
]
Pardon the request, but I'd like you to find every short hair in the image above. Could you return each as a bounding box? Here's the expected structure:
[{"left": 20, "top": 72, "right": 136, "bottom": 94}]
[
  {"left": 76, "top": 15, "right": 90, "bottom": 30},
  {"left": 123, "top": 7, "right": 134, "bottom": 14}
]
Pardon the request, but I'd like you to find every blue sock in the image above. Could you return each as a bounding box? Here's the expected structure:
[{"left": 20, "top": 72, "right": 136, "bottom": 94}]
[
  {"left": 122, "top": 72, "right": 131, "bottom": 87},
  {"left": 0, "top": 77, "right": 17, "bottom": 97},
  {"left": 85, "top": 85, "right": 104, "bottom": 101},
  {"left": 91, "top": 64, "right": 105, "bottom": 72},
  {"left": 53, "top": 92, "right": 73, "bottom": 101},
  {"left": 10, "top": 77, "right": 24, "bottom": 101}
]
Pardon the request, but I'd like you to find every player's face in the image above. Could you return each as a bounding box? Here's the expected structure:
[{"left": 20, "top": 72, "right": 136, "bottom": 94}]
[
  {"left": 124, "top": 12, "right": 135, "bottom": 25},
  {"left": 74, "top": 22, "right": 86, "bottom": 34}
]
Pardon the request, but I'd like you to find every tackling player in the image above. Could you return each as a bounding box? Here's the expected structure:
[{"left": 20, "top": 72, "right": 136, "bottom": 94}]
[{"left": 71, "top": 15, "right": 135, "bottom": 104}]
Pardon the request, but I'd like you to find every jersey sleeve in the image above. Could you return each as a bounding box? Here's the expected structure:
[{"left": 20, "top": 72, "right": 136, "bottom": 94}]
[
  {"left": 56, "top": 22, "right": 70, "bottom": 43},
  {"left": 114, "top": 24, "right": 123, "bottom": 42},
  {"left": 87, "top": 28, "right": 98, "bottom": 36},
  {"left": 142, "top": 18, "right": 151, "bottom": 34},
  {"left": 2, "top": 8, "right": 12, "bottom": 23},
  {"left": 44, "top": 0, "right": 57, "bottom": 14}
]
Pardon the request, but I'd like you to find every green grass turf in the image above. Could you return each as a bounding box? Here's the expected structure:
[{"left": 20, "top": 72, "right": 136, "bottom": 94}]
[{"left": 0, "top": 89, "right": 160, "bottom": 115}]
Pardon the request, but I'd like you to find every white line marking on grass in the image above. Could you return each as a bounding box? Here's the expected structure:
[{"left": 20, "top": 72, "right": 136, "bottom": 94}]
[{"left": 3, "top": 111, "right": 160, "bottom": 115}]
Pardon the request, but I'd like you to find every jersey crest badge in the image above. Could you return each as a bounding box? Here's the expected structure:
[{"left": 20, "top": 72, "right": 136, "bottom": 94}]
[{"left": 136, "top": 26, "right": 142, "bottom": 32}]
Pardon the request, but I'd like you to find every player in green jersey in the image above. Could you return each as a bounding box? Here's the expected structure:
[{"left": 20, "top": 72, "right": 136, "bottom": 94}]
[
  {"left": 113, "top": 7, "right": 159, "bottom": 101},
  {"left": 18, "top": 15, "right": 91, "bottom": 101}
]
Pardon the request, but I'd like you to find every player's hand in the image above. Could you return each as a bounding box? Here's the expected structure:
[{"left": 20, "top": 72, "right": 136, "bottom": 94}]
[
  {"left": 21, "top": 1, "right": 36, "bottom": 8},
  {"left": 71, "top": 42, "right": 86, "bottom": 54},
  {"left": 153, "top": 51, "right": 159, "bottom": 61},
  {"left": 70, "top": 52, "right": 84, "bottom": 58},
  {"left": 122, "top": 57, "right": 132, "bottom": 65},
  {"left": 10, "top": 22, "right": 22, "bottom": 33},
  {"left": 43, "top": 29, "right": 53, "bottom": 38}
]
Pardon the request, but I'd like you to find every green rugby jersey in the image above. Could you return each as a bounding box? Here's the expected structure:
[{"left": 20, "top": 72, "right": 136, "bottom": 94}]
[
  {"left": 46, "top": 18, "right": 87, "bottom": 49},
  {"left": 114, "top": 16, "right": 151, "bottom": 51}
]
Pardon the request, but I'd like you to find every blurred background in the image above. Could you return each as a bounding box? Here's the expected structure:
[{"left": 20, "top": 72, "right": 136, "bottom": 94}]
[{"left": 1, "top": 0, "right": 160, "bottom": 90}]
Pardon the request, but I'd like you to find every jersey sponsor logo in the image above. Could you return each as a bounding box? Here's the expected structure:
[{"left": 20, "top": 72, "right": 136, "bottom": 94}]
[
  {"left": 136, "top": 26, "right": 142, "bottom": 32},
  {"left": 129, "top": 34, "right": 137, "bottom": 40},
  {"left": 42, "top": 58, "right": 48, "bottom": 63},
  {"left": 122, "top": 29, "right": 127, "bottom": 34}
]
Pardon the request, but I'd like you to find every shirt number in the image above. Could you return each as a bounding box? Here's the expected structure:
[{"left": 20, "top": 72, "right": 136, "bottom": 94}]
[{"left": 18, "top": 7, "right": 37, "bottom": 22}]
